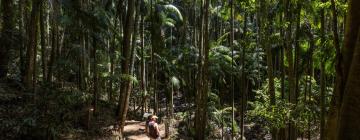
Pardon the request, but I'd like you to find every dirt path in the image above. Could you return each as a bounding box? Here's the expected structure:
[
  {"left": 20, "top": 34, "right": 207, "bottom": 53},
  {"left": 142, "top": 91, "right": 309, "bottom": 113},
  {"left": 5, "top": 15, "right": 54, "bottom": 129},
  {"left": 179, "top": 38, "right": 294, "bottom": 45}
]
[{"left": 123, "top": 120, "right": 166, "bottom": 140}]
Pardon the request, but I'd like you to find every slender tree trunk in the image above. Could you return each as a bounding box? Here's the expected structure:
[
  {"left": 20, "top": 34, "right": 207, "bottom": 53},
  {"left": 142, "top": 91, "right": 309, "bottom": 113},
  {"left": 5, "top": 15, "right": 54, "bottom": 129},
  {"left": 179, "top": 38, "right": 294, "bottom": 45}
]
[
  {"left": 240, "top": 12, "right": 248, "bottom": 140},
  {"left": 19, "top": 1, "right": 27, "bottom": 81},
  {"left": 116, "top": 0, "right": 136, "bottom": 136},
  {"left": 230, "top": 0, "right": 235, "bottom": 138},
  {"left": 129, "top": 0, "right": 140, "bottom": 115},
  {"left": 47, "top": 0, "right": 60, "bottom": 83},
  {"left": 79, "top": 33, "right": 85, "bottom": 91},
  {"left": 166, "top": 82, "right": 175, "bottom": 138},
  {"left": 294, "top": 3, "right": 302, "bottom": 103},
  {"left": 303, "top": 17, "right": 316, "bottom": 140},
  {"left": 92, "top": 36, "right": 98, "bottom": 116},
  {"left": 140, "top": 15, "right": 147, "bottom": 115},
  {"left": 109, "top": 17, "right": 116, "bottom": 101},
  {"left": 78, "top": 0, "right": 86, "bottom": 91},
  {"left": 284, "top": 0, "right": 296, "bottom": 139},
  {"left": 24, "top": 0, "right": 41, "bottom": 89},
  {"left": 279, "top": 5, "right": 286, "bottom": 139},
  {"left": 109, "top": 42, "right": 114, "bottom": 102},
  {"left": 195, "top": 0, "right": 209, "bottom": 139},
  {"left": 40, "top": 1, "right": 47, "bottom": 82},
  {"left": 195, "top": 0, "right": 204, "bottom": 138},
  {"left": 259, "top": 0, "right": 276, "bottom": 139},
  {"left": 32, "top": 21, "right": 39, "bottom": 92},
  {"left": 320, "top": 0, "right": 326, "bottom": 139},
  {"left": 320, "top": 58, "right": 326, "bottom": 140},
  {"left": 150, "top": 0, "right": 155, "bottom": 115},
  {"left": 294, "top": 3, "right": 303, "bottom": 139},
  {"left": 149, "top": 0, "right": 162, "bottom": 115},
  {"left": 326, "top": 0, "right": 342, "bottom": 138}
]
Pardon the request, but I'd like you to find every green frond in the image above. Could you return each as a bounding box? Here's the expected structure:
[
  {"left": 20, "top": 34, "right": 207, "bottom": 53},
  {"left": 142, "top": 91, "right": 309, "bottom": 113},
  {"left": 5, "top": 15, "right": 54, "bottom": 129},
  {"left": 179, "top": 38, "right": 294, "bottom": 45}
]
[
  {"left": 163, "top": 4, "right": 183, "bottom": 22},
  {"left": 171, "top": 76, "right": 180, "bottom": 89}
]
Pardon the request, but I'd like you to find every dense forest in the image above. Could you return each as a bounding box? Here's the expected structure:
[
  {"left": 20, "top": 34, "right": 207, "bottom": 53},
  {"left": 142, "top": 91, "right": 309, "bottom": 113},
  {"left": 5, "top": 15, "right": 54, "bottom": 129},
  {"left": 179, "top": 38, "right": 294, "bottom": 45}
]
[{"left": 0, "top": 0, "right": 359, "bottom": 139}]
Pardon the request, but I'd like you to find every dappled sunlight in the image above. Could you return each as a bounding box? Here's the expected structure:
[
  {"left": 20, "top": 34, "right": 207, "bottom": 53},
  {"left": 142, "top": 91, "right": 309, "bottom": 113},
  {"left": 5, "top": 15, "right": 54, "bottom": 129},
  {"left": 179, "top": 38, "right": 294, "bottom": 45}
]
[{"left": 1, "top": 0, "right": 359, "bottom": 139}]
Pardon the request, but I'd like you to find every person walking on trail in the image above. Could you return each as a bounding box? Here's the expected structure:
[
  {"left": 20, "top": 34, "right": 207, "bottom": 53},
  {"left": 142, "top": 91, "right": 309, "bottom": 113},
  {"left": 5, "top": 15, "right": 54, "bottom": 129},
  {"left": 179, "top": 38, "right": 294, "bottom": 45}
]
[{"left": 146, "top": 115, "right": 161, "bottom": 140}]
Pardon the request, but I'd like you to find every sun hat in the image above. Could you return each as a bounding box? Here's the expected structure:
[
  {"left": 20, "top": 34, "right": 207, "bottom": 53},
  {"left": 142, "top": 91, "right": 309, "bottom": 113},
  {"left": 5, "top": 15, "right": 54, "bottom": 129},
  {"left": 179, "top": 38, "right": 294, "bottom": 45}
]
[{"left": 151, "top": 115, "right": 158, "bottom": 119}]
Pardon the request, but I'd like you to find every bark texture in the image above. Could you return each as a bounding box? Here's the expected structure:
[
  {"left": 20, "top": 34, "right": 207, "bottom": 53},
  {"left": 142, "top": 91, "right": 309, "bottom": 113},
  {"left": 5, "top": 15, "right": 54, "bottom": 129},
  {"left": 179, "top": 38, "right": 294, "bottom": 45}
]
[
  {"left": 327, "top": 0, "right": 360, "bottom": 139},
  {"left": 24, "top": 0, "right": 41, "bottom": 88},
  {"left": 116, "top": 0, "right": 136, "bottom": 136},
  {"left": 336, "top": 1, "right": 360, "bottom": 139}
]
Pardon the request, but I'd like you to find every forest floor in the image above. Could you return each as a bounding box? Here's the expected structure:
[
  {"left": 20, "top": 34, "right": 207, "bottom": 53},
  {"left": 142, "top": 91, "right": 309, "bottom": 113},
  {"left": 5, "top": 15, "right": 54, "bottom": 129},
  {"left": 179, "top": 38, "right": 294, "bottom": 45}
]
[
  {"left": 0, "top": 81, "right": 182, "bottom": 140},
  {"left": 1, "top": 80, "right": 272, "bottom": 140},
  {"left": 123, "top": 120, "right": 166, "bottom": 140}
]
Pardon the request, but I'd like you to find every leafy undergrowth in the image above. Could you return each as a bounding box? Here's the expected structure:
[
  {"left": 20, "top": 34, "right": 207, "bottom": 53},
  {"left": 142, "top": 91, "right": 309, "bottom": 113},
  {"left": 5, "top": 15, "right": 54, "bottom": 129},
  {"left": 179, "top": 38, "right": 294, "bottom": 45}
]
[
  {"left": 0, "top": 80, "right": 118, "bottom": 140},
  {"left": 1, "top": 80, "right": 271, "bottom": 140}
]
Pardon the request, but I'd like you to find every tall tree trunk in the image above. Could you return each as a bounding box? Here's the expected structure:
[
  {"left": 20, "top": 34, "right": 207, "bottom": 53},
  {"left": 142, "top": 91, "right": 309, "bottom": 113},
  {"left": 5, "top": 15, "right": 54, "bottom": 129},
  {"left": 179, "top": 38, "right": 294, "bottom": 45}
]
[
  {"left": 240, "top": 12, "right": 248, "bottom": 139},
  {"left": 40, "top": 0, "right": 47, "bottom": 82},
  {"left": 195, "top": 0, "right": 204, "bottom": 138},
  {"left": 92, "top": 36, "right": 98, "bottom": 116},
  {"left": 47, "top": 0, "right": 60, "bottom": 83},
  {"left": 303, "top": 17, "right": 316, "bottom": 140},
  {"left": 294, "top": 3, "right": 302, "bottom": 103},
  {"left": 0, "top": 0, "right": 15, "bottom": 79},
  {"left": 126, "top": 5, "right": 139, "bottom": 115},
  {"left": 294, "top": 3, "right": 303, "bottom": 139},
  {"left": 166, "top": 80, "right": 175, "bottom": 138},
  {"left": 129, "top": 0, "right": 140, "bottom": 114},
  {"left": 24, "top": 0, "right": 41, "bottom": 89},
  {"left": 320, "top": 58, "right": 326, "bottom": 140},
  {"left": 259, "top": 0, "right": 276, "bottom": 138},
  {"left": 335, "top": 0, "right": 360, "bottom": 139},
  {"left": 326, "top": 0, "right": 342, "bottom": 138},
  {"left": 140, "top": 15, "right": 147, "bottom": 115},
  {"left": 78, "top": 0, "right": 86, "bottom": 91},
  {"left": 284, "top": 0, "right": 296, "bottom": 139},
  {"left": 109, "top": 15, "right": 116, "bottom": 101},
  {"left": 108, "top": 42, "right": 114, "bottom": 102},
  {"left": 19, "top": 1, "right": 26, "bottom": 81},
  {"left": 320, "top": 0, "right": 326, "bottom": 139},
  {"left": 116, "top": 0, "right": 136, "bottom": 136},
  {"left": 230, "top": 0, "right": 235, "bottom": 138},
  {"left": 149, "top": 0, "right": 164, "bottom": 115},
  {"left": 78, "top": 33, "right": 85, "bottom": 91},
  {"left": 195, "top": 0, "right": 209, "bottom": 139},
  {"left": 279, "top": 3, "right": 286, "bottom": 139}
]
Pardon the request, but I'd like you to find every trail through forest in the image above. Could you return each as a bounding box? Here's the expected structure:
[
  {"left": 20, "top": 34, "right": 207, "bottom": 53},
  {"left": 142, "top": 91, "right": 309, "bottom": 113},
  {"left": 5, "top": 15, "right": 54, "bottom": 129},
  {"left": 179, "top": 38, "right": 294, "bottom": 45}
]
[
  {"left": 2, "top": 0, "right": 360, "bottom": 139},
  {"left": 123, "top": 120, "right": 165, "bottom": 140}
]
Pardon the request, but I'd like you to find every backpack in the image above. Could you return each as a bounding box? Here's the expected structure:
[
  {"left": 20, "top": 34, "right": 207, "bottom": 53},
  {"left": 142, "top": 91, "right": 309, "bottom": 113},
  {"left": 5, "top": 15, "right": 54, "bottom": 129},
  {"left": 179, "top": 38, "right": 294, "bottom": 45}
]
[{"left": 148, "top": 121, "right": 159, "bottom": 138}]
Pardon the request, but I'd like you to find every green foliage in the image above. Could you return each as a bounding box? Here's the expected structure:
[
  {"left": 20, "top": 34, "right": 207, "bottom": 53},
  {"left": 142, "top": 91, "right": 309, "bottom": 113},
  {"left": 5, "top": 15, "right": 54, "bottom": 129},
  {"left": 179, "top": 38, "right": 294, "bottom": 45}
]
[
  {"left": 170, "top": 76, "right": 180, "bottom": 89},
  {"left": 120, "top": 74, "right": 139, "bottom": 85},
  {"left": 248, "top": 76, "right": 332, "bottom": 131},
  {"left": 27, "top": 89, "right": 90, "bottom": 138},
  {"left": 248, "top": 78, "right": 292, "bottom": 130},
  {"left": 0, "top": 85, "right": 91, "bottom": 139},
  {"left": 207, "top": 92, "right": 239, "bottom": 136},
  {"left": 147, "top": 3, "right": 184, "bottom": 28},
  {"left": 0, "top": 0, "right": 344, "bottom": 138}
]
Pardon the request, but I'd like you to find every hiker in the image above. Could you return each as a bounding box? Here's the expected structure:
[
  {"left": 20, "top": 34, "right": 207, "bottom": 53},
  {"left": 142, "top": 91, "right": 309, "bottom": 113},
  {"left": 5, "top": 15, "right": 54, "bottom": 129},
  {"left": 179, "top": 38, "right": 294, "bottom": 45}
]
[
  {"left": 146, "top": 115, "right": 161, "bottom": 140},
  {"left": 145, "top": 115, "right": 152, "bottom": 135}
]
